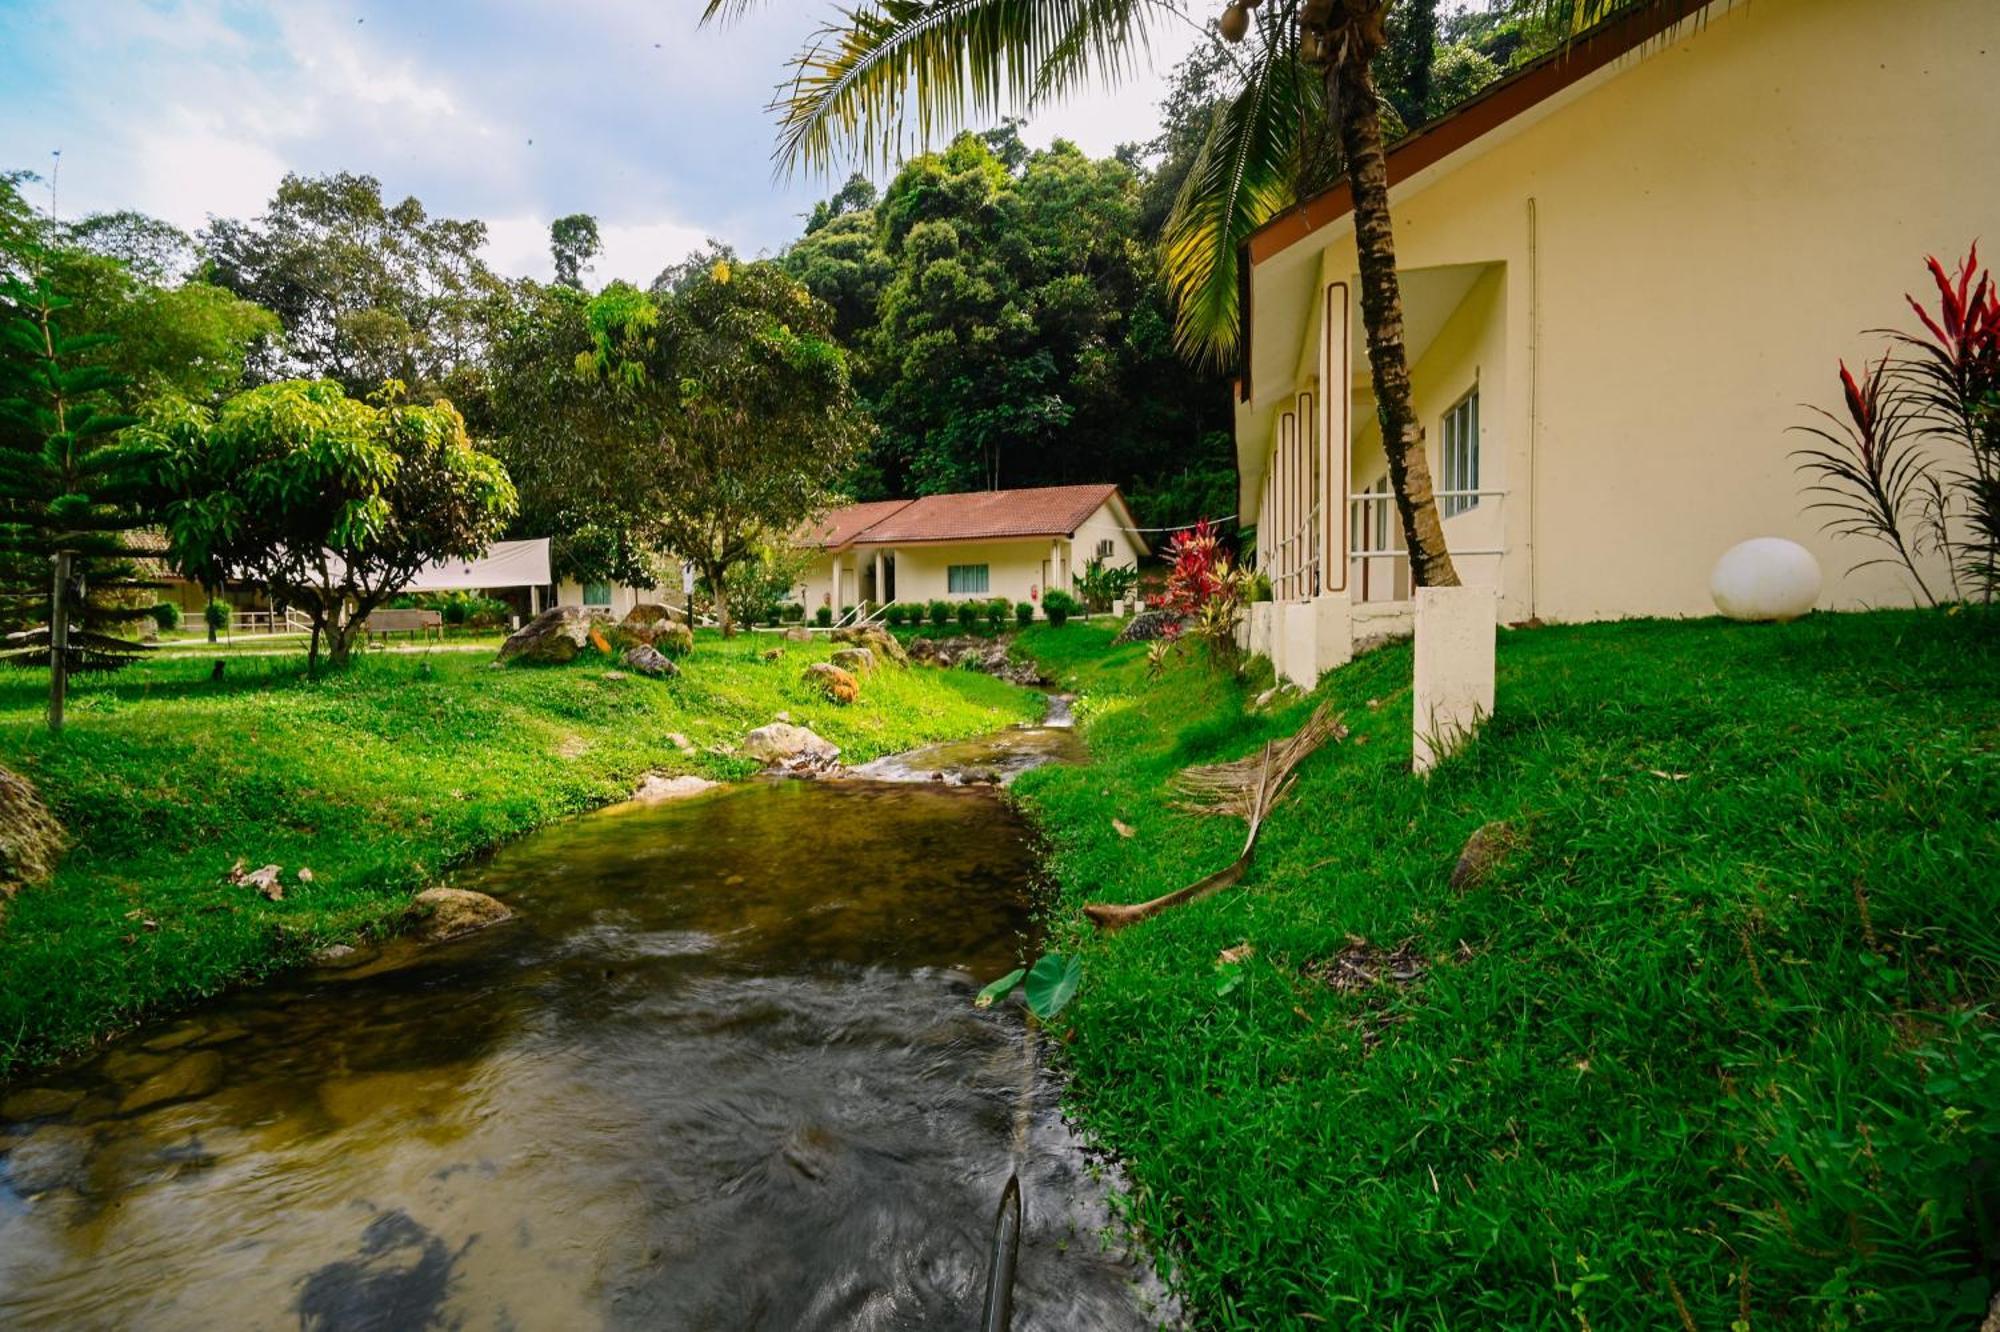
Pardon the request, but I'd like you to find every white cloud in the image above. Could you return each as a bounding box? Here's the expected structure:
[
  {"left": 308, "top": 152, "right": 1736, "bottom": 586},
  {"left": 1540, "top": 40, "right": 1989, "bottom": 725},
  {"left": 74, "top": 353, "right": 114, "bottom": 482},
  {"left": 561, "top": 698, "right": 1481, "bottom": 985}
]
[{"left": 482, "top": 213, "right": 710, "bottom": 285}]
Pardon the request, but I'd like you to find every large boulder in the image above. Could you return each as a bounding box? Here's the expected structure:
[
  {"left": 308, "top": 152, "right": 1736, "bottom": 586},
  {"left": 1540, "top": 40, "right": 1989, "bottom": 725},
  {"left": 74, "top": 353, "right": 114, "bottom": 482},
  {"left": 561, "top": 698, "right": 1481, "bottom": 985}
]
[
  {"left": 829, "top": 646, "right": 876, "bottom": 675},
  {"left": 496, "top": 606, "right": 593, "bottom": 665},
  {"left": 831, "top": 624, "right": 908, "bottom": 667},
  {"left": 632, "top": 773, "right": 719, "bottom": 802},
  {"left": 409, "top": 887, "right": 513, "bottom": 942},
  {"left": 782, "top": 626, "right": 813, "bottom": 644},
  {"left": 0, "top": 765, "right": 62, "bottom": 903},
  {"left": 622, "top": 602, "right": 675, "bottom": 629},
  {"left": 622, "top": 644, "right": 679, "bottom": 678},
  {"left": 740, "top": 722, "right": 840, "bottom": 769},
  {"left": 802, "top": 661, "right": 860, "bottom": 705}
]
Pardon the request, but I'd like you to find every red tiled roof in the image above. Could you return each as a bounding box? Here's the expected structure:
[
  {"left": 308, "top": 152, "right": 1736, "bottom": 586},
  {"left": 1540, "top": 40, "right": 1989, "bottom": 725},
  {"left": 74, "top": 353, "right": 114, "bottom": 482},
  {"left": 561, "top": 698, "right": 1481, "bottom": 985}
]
[
  {"left": 798, "top": 499, "right": 915, "bottom": 549},
  {"left": 836, "top": 484, "right": 1128, "bottom": 548}
]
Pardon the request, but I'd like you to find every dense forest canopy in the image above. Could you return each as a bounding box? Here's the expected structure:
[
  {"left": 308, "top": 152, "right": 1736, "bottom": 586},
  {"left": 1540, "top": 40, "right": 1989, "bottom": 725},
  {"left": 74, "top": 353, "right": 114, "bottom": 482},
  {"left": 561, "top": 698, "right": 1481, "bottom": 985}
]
[{"left": 3, "top": 0, "right": 1572, "bottom": 594}]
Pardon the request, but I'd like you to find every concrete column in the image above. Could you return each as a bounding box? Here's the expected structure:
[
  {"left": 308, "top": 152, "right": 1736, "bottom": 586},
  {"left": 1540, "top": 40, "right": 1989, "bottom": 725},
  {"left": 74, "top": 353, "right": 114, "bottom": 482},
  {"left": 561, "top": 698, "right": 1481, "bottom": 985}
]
[
  {"left": 1313, "top": 591, "right": 1353, "bottom": 675},
  {"left": 831, "top": 560, "right": 843, "bottom": 620},
  {"left": 1281, "top": 601, "right": 1317, "bottom": 689},
  {"left": 873, "top": 550, "right": 885, "bottom": 608},
  {"left": 1413, "top": 585, "right": 1497, "bottom": 773}
]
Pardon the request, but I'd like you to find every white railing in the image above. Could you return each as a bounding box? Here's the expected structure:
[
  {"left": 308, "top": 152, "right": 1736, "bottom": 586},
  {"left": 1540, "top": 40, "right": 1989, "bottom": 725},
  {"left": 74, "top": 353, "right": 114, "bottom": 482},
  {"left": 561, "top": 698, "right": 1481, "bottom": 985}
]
[
  {"left": 1347, "top": 488, "right": 1507, "bottom": 601},
  {"left": 228, "top": 608, "right": 313, "bottom": 635}
]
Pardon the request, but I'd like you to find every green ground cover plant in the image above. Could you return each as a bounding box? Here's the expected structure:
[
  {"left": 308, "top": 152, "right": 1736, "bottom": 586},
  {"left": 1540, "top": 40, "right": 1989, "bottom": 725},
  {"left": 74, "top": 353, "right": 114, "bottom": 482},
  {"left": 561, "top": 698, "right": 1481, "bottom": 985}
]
[
  {"left": 1010, "top": 609, "right": 2000, "bottom": 1329},
  {"left": 0, "top": 633, "right": 1036, "bottom": 1075}
]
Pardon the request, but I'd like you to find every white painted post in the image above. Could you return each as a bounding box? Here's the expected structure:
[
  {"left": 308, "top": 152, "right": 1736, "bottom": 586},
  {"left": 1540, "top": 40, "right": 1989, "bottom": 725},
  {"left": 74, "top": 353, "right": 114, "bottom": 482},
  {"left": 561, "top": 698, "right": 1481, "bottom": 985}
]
[
  {"left": 873, "top": 550, "right": 885, "bottom": 609},
  {"left": 1412, "top": 586, "right": 1497, "bottom": 773},
  {"left": 831, "top": 560, "right": 843, "bottom": 623}
]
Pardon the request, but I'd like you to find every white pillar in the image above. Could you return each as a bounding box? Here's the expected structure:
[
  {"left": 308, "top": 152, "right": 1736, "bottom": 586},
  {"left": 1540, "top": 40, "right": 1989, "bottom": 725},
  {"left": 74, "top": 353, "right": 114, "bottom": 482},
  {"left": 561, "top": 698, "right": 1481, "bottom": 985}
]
[
  {"left": 831, "top": 559, "right": 843, "bottom": 620},
  {"left": 873, "top": 550, "right": 885, "bottom": 609},
  {"left": 1413, "top": 586, "right": 1497, "bottom": 773}
]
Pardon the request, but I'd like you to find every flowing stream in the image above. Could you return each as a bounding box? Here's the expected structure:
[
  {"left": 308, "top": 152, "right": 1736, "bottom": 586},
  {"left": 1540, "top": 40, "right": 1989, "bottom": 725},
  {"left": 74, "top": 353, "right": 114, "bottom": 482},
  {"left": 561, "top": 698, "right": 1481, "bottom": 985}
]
[{"left": 0, "top": 711, "right": 1170, "bottom": 1330}]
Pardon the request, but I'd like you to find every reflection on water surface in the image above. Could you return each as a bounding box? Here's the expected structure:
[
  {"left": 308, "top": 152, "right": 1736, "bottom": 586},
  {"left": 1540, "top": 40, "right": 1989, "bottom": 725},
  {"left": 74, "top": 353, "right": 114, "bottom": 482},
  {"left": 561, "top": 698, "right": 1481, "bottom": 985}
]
[{"left": 0, "top": 744, "right": 1169, "bottom": 1330}]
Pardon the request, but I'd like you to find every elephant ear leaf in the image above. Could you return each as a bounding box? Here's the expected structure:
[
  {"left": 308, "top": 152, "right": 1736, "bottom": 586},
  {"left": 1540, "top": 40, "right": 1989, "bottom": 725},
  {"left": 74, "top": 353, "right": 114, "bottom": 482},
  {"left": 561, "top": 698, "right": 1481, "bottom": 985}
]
[
  {"left": 974, "top": 967, "right": 1027, "bottom": 1010},
  {"left": 1024, "top": 954, "right": 1082, "bottom": 1021}
]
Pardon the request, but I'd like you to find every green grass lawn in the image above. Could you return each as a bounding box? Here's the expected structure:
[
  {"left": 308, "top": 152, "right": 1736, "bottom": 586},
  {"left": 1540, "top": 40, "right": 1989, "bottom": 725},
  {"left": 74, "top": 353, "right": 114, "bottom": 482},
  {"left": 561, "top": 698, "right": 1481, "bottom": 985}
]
[
  {"left": 1010, "top": 609, "right": 2000, "bottom": 1330},
  {"left": 0, "top": 633, "right": 1037, "bottom": 1076}
]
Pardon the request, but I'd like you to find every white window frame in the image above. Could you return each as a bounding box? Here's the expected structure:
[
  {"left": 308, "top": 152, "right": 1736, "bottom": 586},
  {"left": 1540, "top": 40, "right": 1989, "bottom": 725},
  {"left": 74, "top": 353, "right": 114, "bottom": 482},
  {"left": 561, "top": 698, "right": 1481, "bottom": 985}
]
[
  {"left": 1441, "top": 386, "right": 1480, "bottom": 518},
  {"left": 1095, "top": 537, "right": 1115, "bottom": 560},
  {"left": 946, "top": 563, "right": 990, "bottom": 595}
]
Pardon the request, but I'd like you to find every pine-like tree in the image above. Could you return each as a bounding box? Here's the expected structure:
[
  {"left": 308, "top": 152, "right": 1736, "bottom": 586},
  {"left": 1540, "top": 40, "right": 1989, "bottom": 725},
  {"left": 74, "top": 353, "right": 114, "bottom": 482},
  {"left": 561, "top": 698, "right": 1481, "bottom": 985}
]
[{"left": 0, "top": 276, "right": 157, "bottom": 730}]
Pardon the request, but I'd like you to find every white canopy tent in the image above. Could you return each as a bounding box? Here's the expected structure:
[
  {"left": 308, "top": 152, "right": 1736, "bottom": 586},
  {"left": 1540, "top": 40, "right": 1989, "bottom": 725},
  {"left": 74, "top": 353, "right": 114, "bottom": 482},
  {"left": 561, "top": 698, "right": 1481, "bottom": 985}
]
[{"left": 402, "top": 539, "right": 553, "bottom": 613}]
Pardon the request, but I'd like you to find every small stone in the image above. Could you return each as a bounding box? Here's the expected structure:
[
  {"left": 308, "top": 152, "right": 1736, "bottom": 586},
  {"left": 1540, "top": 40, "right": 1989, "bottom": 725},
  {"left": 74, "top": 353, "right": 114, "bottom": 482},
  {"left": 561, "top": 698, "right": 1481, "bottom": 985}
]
[
  {"left": 1112, "top": 818, "right": 1136, "bottom": 839},
  {"left": 774, "top": 710, "right": 792, "bottom": 723},
  {"left": 829, "top": 646, "right": 876, "bottom": 675},
  {"left": 410, "top": 887, "right": 513, "bottom": 942},
  {"left": 1, "top": 1087, "right": 85, "bottom": 1121},
  {"left": 140, "top": 1025, "right": 205, "bottom": 1054},
  {"left": 602, "top": 669, "right": 628, "bottom": 681},
  {"left": 312, "top": 943, "right": 367, "bottom": 968},
  {"left": 632, "top": 773, "right": 720, "bottom": 802},
  {"left": 621, "top": 644, "right": 679, "bottom": 678},
  {"left": 802, "top": 661, "right": 860, "bottom": 705},
  {"left": 117, "top": 1051, "right": 225, "bottom": 1115},
  {"left": 783, "top": 626, "right": 813, "bottom": 643},
  {"left": 1449, "top": 820, "right": 1519, "bottom": 893},
  {"left": 761, "top": 648, "right": 783, "bottom": 662},
  {"left": 740, "top": 723, "right": 840, "bottom": 770},
  {"left": 227, "top": 861, "right": 285, "bottom": 901}
]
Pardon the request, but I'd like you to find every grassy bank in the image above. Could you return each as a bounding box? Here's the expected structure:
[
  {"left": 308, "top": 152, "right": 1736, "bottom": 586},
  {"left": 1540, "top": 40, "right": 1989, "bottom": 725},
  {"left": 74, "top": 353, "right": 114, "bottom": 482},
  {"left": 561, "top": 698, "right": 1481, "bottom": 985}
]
[
  {"left": 0, "top": 634, "right": 1037, "bottom": 1076},
  {"left": 1011, "top": 610, "right": 2000, "bottom": 1329}
]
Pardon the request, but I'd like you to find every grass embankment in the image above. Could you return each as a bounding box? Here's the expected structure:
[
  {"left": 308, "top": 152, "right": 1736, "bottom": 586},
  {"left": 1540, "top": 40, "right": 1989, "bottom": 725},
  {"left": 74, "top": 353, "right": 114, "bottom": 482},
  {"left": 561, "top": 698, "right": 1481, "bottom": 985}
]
[
  {"left": 0, "top": 633, "right": 1037, "bottom": 1076},
  {"left": 1011, "top": 610, "right": 2000, "bottom": 1329}
]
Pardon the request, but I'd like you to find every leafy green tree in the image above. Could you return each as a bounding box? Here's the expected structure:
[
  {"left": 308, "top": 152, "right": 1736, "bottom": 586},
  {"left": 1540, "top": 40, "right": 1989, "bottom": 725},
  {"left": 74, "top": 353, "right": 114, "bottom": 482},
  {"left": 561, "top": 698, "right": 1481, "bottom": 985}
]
[
  {"left": 549, "top": 213, "right": 602, "bottom": 289},
  {"left": 61, "top": 210, "right": 196, "bottom": 284},
  {"left": 706, "top": 0, "right": 1640, "bottom": 588},
  {"left": 578, "top": 261, "right": 867, "bottom": 634},
  {"left": 200, "top": 172, "right": 510, "bottom": 404},
  {"left": 0, "top": 277, "right": 154, "bottom": 730},
  {"left": 145, "top": 380, "right": 517, "bottom": 672}
]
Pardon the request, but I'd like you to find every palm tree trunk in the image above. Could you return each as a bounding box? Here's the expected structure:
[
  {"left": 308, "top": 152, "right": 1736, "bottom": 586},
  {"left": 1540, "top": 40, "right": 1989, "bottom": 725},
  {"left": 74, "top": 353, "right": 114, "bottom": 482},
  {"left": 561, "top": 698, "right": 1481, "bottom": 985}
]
[{"left": 1331, "top": 51, "right": 1461, "bottom": 589}]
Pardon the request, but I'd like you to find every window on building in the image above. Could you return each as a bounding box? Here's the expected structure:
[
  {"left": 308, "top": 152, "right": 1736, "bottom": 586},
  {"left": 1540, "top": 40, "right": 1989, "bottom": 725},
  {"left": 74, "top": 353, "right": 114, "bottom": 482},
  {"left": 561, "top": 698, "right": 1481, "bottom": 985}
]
[
  {"left": 946, "top": 564, "right": 990, "bottom": 594},
  {"left": 1441, "top": 387, "right": 1480, "bottom": 517},
  {"left": 1095, "top": 538, "right": 1115, "bottom": 560},
  {"left": 582, "top": 580, "right": 612, "bottom": 607}
]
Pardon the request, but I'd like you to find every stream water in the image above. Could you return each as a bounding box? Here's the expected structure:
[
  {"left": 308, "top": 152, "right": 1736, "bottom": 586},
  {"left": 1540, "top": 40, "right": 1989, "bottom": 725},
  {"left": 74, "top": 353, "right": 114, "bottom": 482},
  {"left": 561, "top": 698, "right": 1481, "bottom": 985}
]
[{"left": 0, "top": 713, "right": 1168, "bottom": 1330}]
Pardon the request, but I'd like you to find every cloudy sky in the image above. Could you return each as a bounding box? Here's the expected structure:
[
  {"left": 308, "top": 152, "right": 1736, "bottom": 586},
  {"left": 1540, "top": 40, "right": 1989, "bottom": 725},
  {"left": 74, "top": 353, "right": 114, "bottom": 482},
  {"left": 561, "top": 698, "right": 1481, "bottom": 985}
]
[{"left": 0, "top": 0, "right": 1202, "bottom": 285}]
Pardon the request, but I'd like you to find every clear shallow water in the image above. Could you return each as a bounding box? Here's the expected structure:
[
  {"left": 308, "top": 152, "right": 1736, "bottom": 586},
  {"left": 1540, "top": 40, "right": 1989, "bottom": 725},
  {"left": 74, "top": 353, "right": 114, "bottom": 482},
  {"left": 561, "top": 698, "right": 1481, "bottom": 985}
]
[{"left": 0, "top": 730, "right": 1169, "bottom": 1330}]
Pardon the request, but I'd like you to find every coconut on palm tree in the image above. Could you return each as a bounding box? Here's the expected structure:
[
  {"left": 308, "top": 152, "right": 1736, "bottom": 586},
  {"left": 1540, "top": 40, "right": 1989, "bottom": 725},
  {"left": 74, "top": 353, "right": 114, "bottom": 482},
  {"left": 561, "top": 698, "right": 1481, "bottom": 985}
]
[{"left": 703, "top": 0, "right": 1639, "bottom": 588}]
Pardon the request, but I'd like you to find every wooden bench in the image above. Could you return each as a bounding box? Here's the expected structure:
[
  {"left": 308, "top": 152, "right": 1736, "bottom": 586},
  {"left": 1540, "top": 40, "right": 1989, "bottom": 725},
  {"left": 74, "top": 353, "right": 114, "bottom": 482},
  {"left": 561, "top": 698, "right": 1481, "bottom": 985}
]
[{"left": 364, "top": 608, "right": 444, "bottom": 643}]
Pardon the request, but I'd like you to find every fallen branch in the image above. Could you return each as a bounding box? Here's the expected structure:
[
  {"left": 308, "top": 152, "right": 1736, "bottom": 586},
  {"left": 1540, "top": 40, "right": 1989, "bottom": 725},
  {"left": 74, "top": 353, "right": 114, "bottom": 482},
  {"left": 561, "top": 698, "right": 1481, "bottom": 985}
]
[{"left": 1083, "top": 706, "right": 1346, "bottom": 932}]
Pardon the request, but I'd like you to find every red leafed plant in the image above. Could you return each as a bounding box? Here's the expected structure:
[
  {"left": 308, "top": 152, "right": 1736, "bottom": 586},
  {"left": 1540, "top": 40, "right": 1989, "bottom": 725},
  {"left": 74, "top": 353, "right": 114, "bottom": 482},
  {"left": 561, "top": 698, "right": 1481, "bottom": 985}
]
[
  {"left": 1795, "top": 244, "right": 2000, "bottom": 602},
  {"left": 1147, "top": 519, "right": 1254, "bottom": 674}
]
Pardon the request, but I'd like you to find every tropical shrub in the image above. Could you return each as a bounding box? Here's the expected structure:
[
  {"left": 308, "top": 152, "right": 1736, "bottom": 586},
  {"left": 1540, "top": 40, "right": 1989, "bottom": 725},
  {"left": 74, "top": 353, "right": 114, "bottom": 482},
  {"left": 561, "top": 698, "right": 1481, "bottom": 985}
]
[
  {"left": 956, "top": 600, "right": 981, "bottom": 630},
  {"left": 782, "top": 602, "right": 805, "bottom": 623},
  {"left": 985, "top": 597, "right": 1008, "bottom": 631},
  {"left": 1041, "top": 589, "right": 1080, "bottom": 627},
  {"left": 885, "top": 604, "right": 907, "bottom": 627},
  {"left": 928, "top": 599, "right": 951, "bottom": 627},
  {"left": 1072, "top": 557, "right": 1138, "bottom": 612},
  {"left": 839, "top": 603, "right": 855, "bottom": 623},
  {"left": 1016, "top": 601, "right": 1034, "bottom": 626},
  {"left": 814, "top": 605, "right": 833, "bottom": 628},
  {"left": 1147, "top": 518, "right": 1252, "bottom": 672},
  {"left": 204, "top": 600, "right": 230, "bottom": 634},
  {"left": 1794, "top": 244, "right": 2000, "bottom": 602},
  {"left": 151, "top": 602, "right": 181, "bottom": 632}
]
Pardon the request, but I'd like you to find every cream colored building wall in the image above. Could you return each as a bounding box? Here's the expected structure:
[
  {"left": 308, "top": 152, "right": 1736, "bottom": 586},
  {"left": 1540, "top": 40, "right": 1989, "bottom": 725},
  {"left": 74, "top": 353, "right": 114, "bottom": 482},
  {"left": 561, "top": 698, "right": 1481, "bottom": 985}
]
[
  {"left": 554, "top": 579, "right": 648, "bottom": 618},
  {"left": 792, "top": 499, "right": 1139, "bottom": 614},
  {"left": 1071, "top": 504, "right": 1146, "bottom": 572},
  {"left": 1254, "top": 0, "right": 1998, "bottom": 622}
]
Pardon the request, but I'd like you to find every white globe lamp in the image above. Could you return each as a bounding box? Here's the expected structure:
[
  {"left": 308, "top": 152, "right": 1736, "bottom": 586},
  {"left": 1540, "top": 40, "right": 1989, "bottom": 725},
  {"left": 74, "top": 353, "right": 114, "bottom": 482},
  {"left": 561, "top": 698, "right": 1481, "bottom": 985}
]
[{"left": 1710, "top": 538, "right": 1821, "bottom": 622}]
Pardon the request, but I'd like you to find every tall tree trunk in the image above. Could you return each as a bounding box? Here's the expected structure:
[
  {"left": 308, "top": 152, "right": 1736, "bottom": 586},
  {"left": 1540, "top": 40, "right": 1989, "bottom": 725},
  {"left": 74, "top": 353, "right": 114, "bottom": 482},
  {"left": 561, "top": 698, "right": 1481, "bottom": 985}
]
[
  {"left": 48, "top": 551, "right": 70, "bottom": 734},
  {"left": 1330, "top": 46, "right": 1461, "bottom": 589},
  {"left": 706, "top": 562, "right": 733, "bottom": 638}
]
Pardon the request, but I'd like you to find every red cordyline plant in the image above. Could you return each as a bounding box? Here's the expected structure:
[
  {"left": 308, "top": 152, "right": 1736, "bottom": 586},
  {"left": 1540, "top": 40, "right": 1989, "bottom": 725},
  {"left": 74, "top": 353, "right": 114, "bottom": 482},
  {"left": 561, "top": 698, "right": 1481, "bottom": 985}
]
[
  {"left": 1148, "top": 519, "right": 1253, "bottom": 675},
  {"left": 1794, "top": 244, "right": 2000, "bottom": 602}
]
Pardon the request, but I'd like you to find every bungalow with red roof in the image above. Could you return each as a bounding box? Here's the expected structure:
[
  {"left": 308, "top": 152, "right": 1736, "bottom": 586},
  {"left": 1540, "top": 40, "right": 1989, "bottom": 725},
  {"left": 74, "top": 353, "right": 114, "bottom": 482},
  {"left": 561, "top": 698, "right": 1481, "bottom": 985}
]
[{"left": 795, "top": 484, "right": 1147, "bottom": 620}]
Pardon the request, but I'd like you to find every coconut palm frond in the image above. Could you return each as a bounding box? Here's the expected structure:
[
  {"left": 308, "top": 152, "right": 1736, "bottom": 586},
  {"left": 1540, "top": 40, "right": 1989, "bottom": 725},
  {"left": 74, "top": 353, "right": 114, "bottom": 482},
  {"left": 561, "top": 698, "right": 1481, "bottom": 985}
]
[
  {"left": 767, "top": 0, "right": 1156, "bottom": 174},
  {"left": 1159, "top": 20, "right": 1308, "bottom": 368}
]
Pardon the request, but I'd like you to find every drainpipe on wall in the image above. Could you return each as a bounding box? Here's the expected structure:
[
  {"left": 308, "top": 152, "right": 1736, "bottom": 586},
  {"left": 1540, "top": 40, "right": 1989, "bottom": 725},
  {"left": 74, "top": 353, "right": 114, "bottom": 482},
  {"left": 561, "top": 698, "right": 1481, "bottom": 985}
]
[{"left": 1526, "top": 195, "right": 1543, "bottom": 622}]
